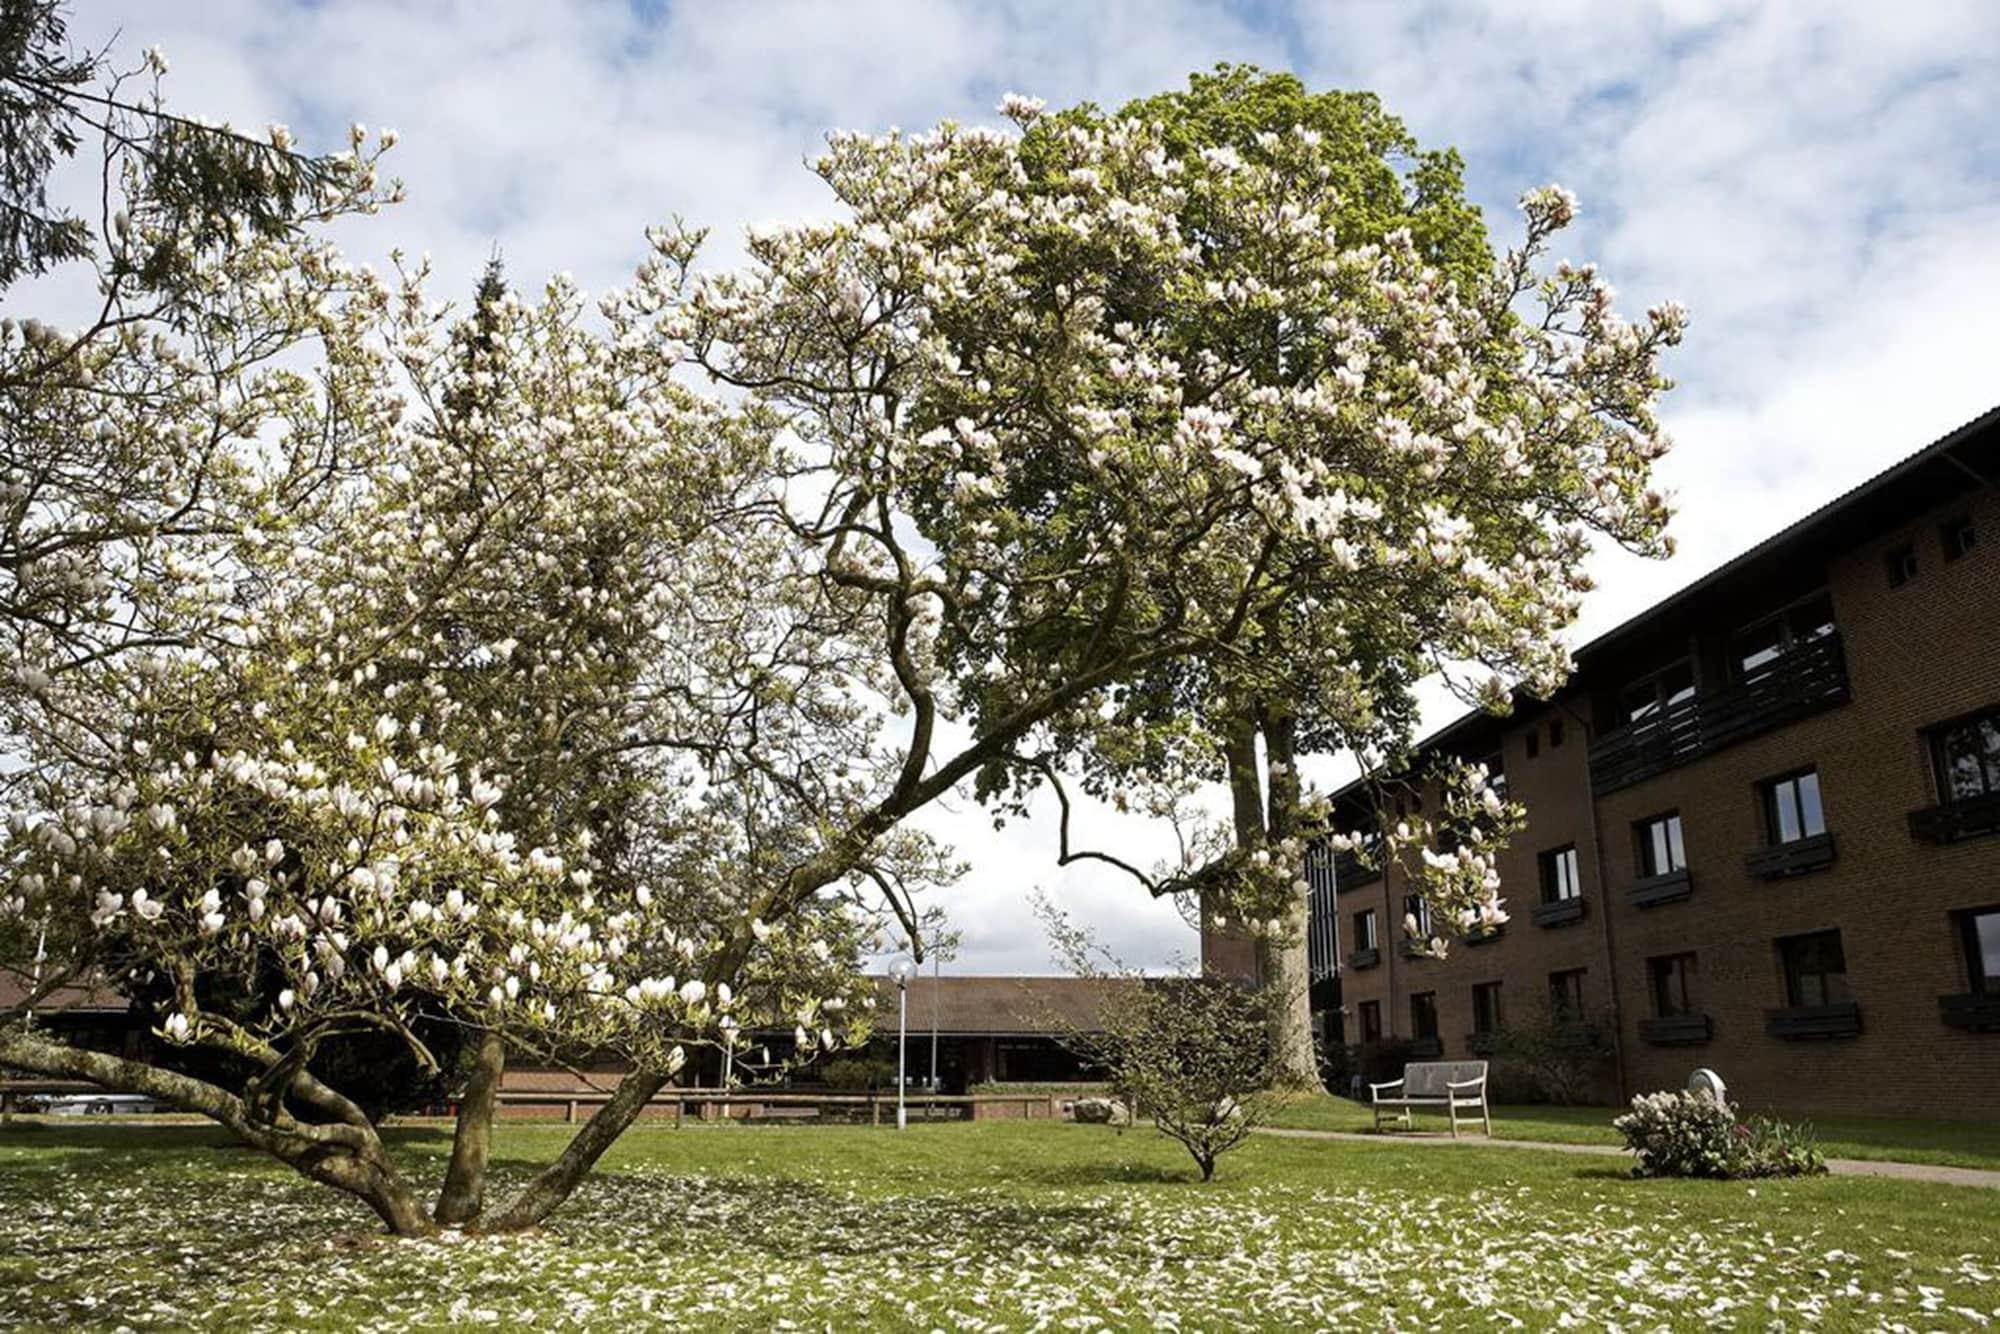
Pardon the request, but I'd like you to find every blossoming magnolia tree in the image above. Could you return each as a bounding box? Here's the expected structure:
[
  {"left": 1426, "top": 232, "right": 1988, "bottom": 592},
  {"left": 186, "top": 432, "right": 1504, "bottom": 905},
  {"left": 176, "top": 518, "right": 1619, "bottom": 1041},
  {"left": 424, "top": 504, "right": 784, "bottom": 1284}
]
[
  {"left": 639, "top": 73, "right": 1683, "bottom": 1083},
  {"left": 0, "top": 29, "right": 902, "bottom": 1234},
  {"left": 0, "top": 243, "right": 895, "bottom": 1234}
]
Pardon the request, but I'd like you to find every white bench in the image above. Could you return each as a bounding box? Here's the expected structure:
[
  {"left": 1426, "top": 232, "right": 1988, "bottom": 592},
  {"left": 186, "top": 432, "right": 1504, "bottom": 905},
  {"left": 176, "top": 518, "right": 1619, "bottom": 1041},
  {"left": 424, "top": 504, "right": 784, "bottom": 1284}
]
[{"left": 1369, "top": 1059, "right": 1490, "bottom": 1137}]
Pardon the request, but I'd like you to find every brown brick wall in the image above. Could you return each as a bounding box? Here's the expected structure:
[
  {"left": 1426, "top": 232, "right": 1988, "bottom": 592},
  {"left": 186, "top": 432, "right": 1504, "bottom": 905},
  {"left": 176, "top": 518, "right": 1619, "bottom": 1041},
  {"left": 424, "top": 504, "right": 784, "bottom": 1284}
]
[
  {"left": 1604, "top": 484, "right": 2000, "bottom": 1118},
  {"left": 1262, "top": 463, "right": 2000, "bottom": 1121}
]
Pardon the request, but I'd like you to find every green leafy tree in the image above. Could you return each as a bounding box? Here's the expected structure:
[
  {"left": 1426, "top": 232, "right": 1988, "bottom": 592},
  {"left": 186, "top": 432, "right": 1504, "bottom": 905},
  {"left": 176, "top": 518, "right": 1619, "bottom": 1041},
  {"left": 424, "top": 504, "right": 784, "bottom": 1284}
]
[{"left": 923, "top": 70, "right": 1683, "bottom": 1083}]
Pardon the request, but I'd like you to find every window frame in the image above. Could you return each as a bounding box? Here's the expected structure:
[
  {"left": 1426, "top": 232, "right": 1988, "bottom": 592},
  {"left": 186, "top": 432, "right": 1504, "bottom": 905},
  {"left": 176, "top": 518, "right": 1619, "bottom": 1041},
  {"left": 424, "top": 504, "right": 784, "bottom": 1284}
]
[
  {"left": 1404, "top": 894, "right": 1435, "bottom": 941},
  {"left": 1943, "top": 514, "right": 1978, "bottom": 562},
  {"left": 1357, "top": 999, "right": 1383, "bottom": 1044},
  {"left": 1777, "top": 929, "right": 1851, "bottom": 1008},
  {"left": 1353, "top": 909, "right": 1378, "bottom": 952},
  {"left": 1548, "top": 968, "right": 1587, "bottom": 1022},
  {"left": 1647, "top": 952, "right": 1698, "bottom": 1018},
  {"left": 1886, "top": 542, "right": 1918, "bottom": 588},
  {"left": 1959, "top": 905, "right": 2000, "bottom": 996},
  {"left": 1762, "top": 768, "right": 1827, "bottom": 845},
  {"left": 1471, "top": 981, "right": 1503, "bottom": 1036},
  {"left": 1538, "top": 845, "right": 1583, "bottom": 904},
  {"left": 1929, "top": 706, "right": 2000, "bottom": 806},
  {"left": 1409, "top": 991, "right": 1438, "bottom": 1041},
  {"left": 1635, "top": 811, "right": 1687, "bottom": 877}
]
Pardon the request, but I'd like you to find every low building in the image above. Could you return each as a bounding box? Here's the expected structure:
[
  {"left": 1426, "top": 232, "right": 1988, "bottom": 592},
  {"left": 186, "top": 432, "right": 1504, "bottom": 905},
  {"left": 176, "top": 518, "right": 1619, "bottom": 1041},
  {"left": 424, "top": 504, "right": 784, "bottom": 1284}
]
[{"left": 1217, "top": 405, "right": 2000, "bottom": 1120}]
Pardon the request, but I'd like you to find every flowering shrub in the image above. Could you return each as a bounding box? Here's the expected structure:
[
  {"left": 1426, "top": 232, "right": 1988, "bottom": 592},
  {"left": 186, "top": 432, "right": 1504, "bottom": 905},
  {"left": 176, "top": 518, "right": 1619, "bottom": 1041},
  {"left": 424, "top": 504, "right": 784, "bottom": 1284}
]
[{"left": 1615, "top": 1091, "right": 1828, "bottom": 1180}]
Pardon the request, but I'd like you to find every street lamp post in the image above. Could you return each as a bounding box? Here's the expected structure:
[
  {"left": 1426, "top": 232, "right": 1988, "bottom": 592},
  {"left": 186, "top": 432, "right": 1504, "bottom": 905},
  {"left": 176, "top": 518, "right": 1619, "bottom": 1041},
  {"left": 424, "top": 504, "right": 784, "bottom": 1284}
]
[
  {"left": 719, "top": 1016, "right": 739, "bottom": 1120},
  {"left": 888, "top": 956, "right": 920, "bottom": 1129}
]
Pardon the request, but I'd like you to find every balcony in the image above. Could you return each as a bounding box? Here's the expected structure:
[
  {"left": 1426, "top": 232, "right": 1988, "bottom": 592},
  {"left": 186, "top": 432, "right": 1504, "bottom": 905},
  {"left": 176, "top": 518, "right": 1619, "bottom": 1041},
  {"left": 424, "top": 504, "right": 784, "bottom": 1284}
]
[
  {"left": 1940, "top": 993, "right": 2000, "bottom": 1032},
  {"left": 1745, "top": 832, "right": 1837, "bottom": 879},
  {"left": 1638, "top": 1013, "right": 1712, "bottom": 1045},
  {"left": 1532, "top": 897, "right": 1587, "bottom": 928},
  {"left": 1462, "top": 926, "right": 1505, "bottom": 947},
  {"left": 1587, "top": 633, "right": 1850, "bottom": 796},
  {"left": 1333, "top": 847, "right": 1384, "bottom": 887},
  {"left": 1399, "top": 938, "right": 1432, "bottom": 960},
  {"left": 1347, "top": 947, "right": 1380, "bottom": 971},
  {"left": 1766, "top": 1001, "right": 1862, "bottom": 1040},
  {"left": 1627, "top": 867, "right": 1693, "bottom": 908},
  {"left": 1909, "top": 792, "right": 2000, "bottom": 845}
]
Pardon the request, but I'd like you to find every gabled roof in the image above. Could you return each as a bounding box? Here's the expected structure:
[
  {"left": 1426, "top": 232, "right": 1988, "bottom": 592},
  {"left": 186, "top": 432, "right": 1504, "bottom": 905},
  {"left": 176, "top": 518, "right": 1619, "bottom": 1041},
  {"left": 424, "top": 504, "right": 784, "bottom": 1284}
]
[
  {"left": 870, "top": 974, "right": 1123, "bottom": 1035},
  {"left": 0, "top": 972, "right": 127, "bottom": 1014}
]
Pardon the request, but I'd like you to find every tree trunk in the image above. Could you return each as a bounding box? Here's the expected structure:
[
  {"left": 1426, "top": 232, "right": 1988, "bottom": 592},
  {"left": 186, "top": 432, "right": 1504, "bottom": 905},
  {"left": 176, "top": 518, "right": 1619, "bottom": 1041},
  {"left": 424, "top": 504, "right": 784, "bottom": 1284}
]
[
  {"left": 0, "top": 1028, "right": 437, "bottom": 1237},
  {"left": 1257, "top": 710, "right": 1319, "bottom": 1088},
  {"left": 435, "top": 1030, "right": 505, "bottom": 1225},
  {"left": 480, "top": 1063, "right": 668, "bottom": 1233}
]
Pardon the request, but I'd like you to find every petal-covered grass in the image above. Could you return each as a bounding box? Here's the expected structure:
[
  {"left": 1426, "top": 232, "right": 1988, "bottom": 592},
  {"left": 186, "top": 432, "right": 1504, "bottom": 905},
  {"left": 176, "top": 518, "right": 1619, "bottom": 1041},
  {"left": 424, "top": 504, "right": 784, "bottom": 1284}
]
[
  {"left": 2, "top": 1119, "right": 1998, "bottom": 1330},
  {"left": 1267, "top": 1094, "right": 2000, "bottom": 1171}
]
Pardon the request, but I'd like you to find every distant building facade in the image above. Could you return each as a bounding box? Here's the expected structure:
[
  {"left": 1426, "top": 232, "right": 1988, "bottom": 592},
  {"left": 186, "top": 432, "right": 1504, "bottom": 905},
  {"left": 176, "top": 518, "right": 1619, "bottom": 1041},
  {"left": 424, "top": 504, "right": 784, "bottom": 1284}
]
[{"left": 1214, "top": 406, "right": 2000, "bottom": 1120}]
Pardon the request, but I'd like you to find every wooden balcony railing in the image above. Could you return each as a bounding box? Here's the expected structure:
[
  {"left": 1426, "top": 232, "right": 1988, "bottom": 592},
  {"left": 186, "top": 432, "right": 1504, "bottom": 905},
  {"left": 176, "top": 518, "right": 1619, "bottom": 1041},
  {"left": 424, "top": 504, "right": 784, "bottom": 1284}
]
[
  {"left": 1940, "top": 993, "right": 2000, "bottom": 1032},
  {"left": 1333, "top": 847, "right": 1384, "bottom": 887},
  {"left": 1587, "top": 633, "right": 1850, "bottom": 796},
  {"left": 1745, "top": 832, "right": 1837, "bottom": 879},
  {"left": 1765, "top": 1001, "right": 1862, "bottom": 1040},
  {"left": 1637, "top": 1013, "right": 1712, "bottom": 1046},
  {"left": 1532, "top": 897, "right": 1587, "bottom": 928},
  {"left": 1627, "top": 867, "right": 1693, "bottom": 908},
  {"left": 1347, "top": 947, "right": 1380, "bottom": 971},
  {"left": 1909, "top": 792, "right": 2000, "bottom": 845}
]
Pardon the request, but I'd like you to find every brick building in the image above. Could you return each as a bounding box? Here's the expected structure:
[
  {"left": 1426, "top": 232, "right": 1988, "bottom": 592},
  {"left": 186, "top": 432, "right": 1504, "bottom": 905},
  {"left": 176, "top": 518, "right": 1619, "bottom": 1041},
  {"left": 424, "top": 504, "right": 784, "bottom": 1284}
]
[{"left": 1231, "top": 405, "right": 2000, "bottom": 1120}]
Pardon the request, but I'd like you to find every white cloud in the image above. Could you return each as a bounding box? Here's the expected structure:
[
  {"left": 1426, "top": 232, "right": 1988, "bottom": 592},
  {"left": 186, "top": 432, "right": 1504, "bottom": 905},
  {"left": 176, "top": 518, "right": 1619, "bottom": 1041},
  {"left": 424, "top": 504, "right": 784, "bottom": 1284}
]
[{"left": 43, "top": 0, "right": 2000, "bottom": 971}]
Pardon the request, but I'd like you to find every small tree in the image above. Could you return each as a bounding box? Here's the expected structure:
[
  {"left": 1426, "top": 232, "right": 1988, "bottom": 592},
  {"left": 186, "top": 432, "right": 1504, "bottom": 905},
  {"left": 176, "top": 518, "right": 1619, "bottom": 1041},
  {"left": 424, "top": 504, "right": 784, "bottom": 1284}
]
[
  {"left": 1101, "top": 976, "right": 1276, "bottom": 1181},
  {"left": 1040, "top": 896, "right": 1276, "bottom": 1182}
]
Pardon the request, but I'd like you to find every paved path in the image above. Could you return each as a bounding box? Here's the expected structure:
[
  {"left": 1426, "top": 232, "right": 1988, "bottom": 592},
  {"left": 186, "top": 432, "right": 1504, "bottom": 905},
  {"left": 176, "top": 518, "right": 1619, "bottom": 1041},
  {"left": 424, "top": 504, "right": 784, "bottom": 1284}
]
[{"left": 1256, "top": 1125, "right": 2000, "bottom": 1190}]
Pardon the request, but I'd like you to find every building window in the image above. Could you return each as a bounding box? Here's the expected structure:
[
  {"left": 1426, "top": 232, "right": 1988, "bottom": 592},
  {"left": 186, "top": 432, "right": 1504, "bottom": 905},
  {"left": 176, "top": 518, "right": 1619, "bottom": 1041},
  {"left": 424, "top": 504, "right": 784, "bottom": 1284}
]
[
  {"left": 1777, "top": 930, "right": 1851, "bottom": 1007},
  {"left": 1548, "top": 968, "right": 1587, "bottom": 1021},
  {"left": 1471, "top": 982, "right": 1503, "bottom": 1035},
  {"left": 1410, "top": 991, "right": 1438, "bottom": 1041},
  {"left": 1763, "top": 768, "right": 1826, "bottom": 844},
  {"left": 1886, "top": 543, "right": 1918, "bottom": 588},
  {"left": 1549, "top": 718, "right": 1565, "bottom": 748},
  {"left": 1525, "top": 730, "right": 1540, "bottom": 759},
  {"left": 1960, "top": 907, "right": 2000, "bottom": 995},
  {"left": 1648, "top": 953, "right": 1698, "bottom": 1017},
  {"left": 1539, "top": 845, "right": 1582, "bottom": 903},
  {"left": 1931, "top": 708, "right": 2000, "bottom": 804},
  {"left": 1728, "top": 592, "right": 1836, "bottom": 682},
  {"left": 1405, "top": 894, "right": 1434, "bottom": 940},
  {"left": 1943, "top": 515, "right": 1978, "bottom": 562},
  {"left": 1353, "top": 909, "right": 1377, "bottom": 952},
  {"left": 1621, "top": 661, "right": 1695, "bottom": 727},
  {"left": 1636, "top": 812, "right": 1686, "bottom": 877},
  {"left": 1482, "top": 751, "right": 1506, "bottom": 801},
  {"left": 1357, "top": 999, "right": 1383, "bottom": 1043}
]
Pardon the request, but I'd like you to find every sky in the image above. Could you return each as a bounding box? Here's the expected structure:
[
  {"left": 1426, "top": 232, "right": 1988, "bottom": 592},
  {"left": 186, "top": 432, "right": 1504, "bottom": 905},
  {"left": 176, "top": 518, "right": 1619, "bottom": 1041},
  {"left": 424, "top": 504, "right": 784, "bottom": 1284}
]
[{"left": 58, "top": 0, "right": 2000, "bottom": 973}]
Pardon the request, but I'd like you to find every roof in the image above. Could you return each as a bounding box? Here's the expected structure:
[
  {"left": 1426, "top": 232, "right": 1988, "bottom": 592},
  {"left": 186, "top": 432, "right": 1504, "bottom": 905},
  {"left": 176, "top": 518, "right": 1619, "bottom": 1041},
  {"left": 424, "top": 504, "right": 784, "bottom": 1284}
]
[
  {"left": 0, "top": 972, "right": 127, "bottom": 1015},
  {"left": 869, "top": 974, "right": 1124, "bottom": 1035},
  {"left": 1332, "top": 402, "right": 2000, "bottom": 799}
]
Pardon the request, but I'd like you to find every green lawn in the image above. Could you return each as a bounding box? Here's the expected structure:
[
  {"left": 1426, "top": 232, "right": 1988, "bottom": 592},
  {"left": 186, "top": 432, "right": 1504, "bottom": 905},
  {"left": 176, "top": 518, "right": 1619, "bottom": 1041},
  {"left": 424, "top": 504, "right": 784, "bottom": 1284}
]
[
  {"left": 2, "top": 1119, "right": 1997, "bottom": 1330},
  {"left": 1266, "top": 1094, "right": 2000, "bottom": 1171}
]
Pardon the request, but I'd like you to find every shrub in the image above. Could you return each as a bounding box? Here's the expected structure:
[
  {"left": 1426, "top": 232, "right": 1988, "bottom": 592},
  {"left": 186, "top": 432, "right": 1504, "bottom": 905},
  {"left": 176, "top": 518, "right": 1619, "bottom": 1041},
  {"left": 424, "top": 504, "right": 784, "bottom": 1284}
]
[
  {"left": 1492, "top": 1019, "right": 1614, "bottom": 1105},
  {"left": 1615, "top": 1090, "right": 1828, "bottom": 1180},
  {"left": 820, "top": 1057, "right": 898, "bottom": 1090},
  {"left": 1351, "top": 1038, "right": 1418, "bottom": 1091},
  {"left": 1734, "top": 1114, "right": 1829, "bottom": 1179}
]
